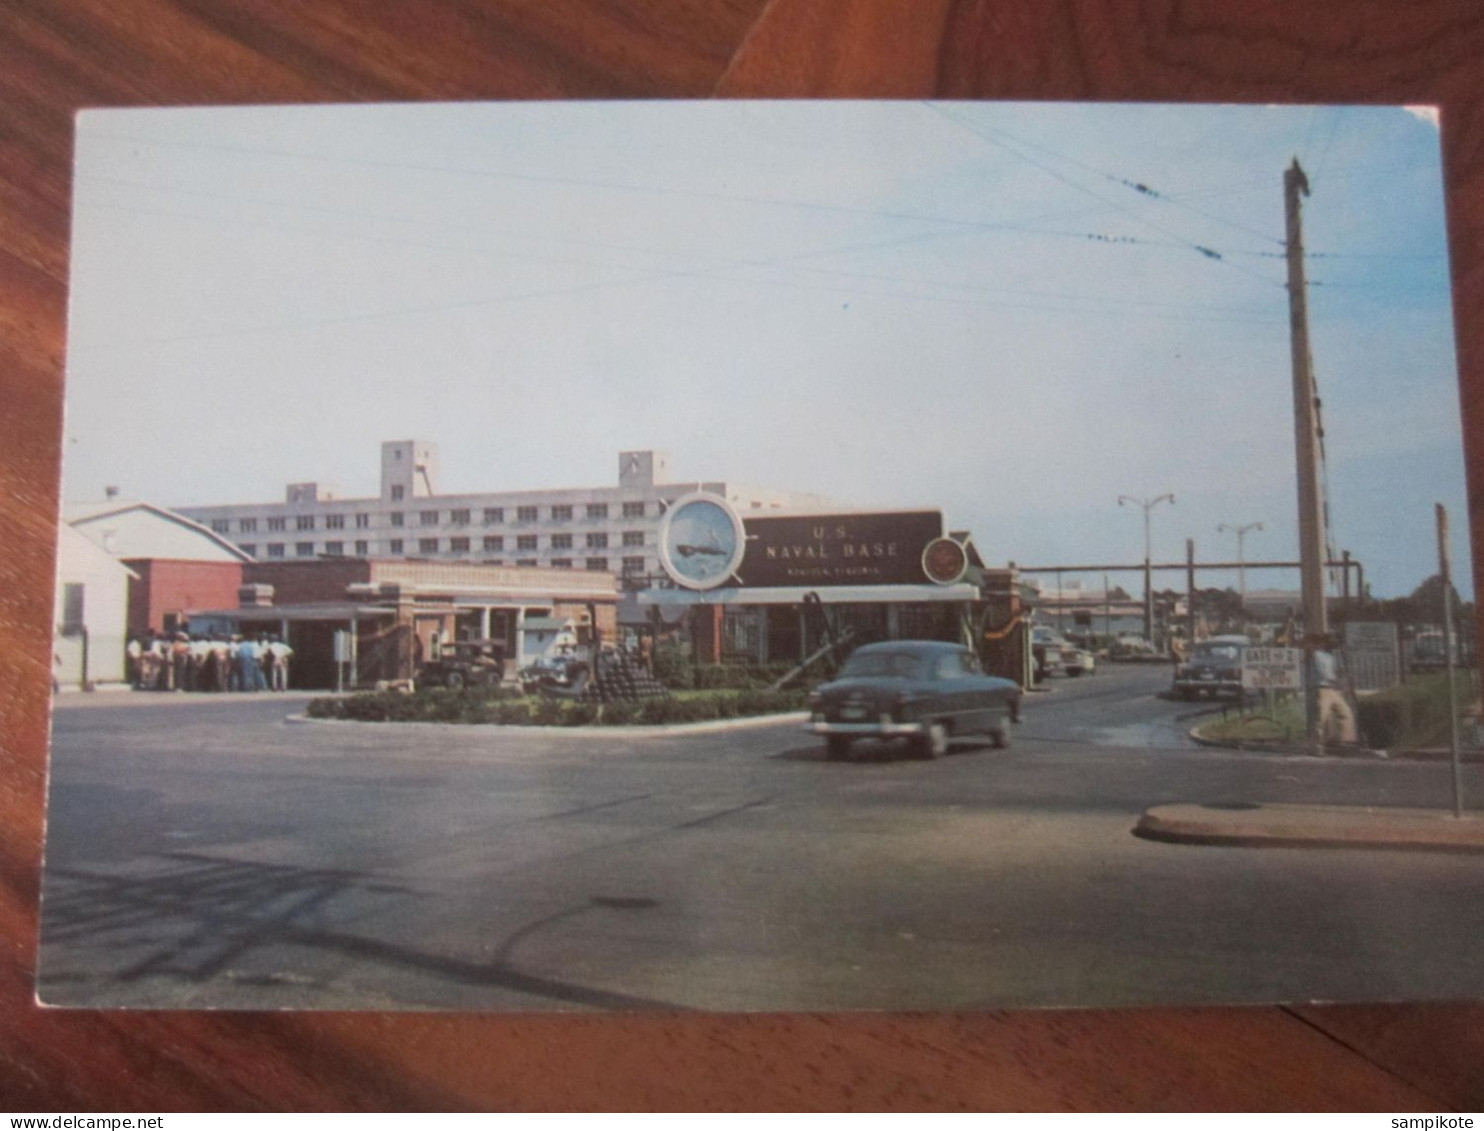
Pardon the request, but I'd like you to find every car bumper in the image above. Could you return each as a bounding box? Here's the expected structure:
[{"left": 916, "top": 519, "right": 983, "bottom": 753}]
[
  {"left": 1174, "top": 679, "right": 1243, "bottom": 695},
  {"left": 806, "top": 717, "right": 926, "bottom": 738}
]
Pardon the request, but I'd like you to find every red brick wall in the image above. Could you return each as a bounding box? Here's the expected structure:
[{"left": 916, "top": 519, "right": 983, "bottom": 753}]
[{"left": 123, "top": 559, "right": 244, "bottom": 634}]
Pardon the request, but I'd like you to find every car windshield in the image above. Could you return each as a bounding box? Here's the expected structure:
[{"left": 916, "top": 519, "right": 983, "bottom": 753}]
[
  {"left": 840, "top": 651, "right": 925, "bottom": 679},
  {"left": 1192, "top": 643, "right": 1242, "bottom": 662}
]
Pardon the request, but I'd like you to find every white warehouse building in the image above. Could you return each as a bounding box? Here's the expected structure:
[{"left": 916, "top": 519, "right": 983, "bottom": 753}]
[{"left": 175, "top": 442, "right": 829, "bottom": 592}]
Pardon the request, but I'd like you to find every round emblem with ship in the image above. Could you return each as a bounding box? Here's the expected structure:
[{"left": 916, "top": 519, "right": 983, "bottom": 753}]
[
  {"left": 921, "top": 536, "right": 968, "bottom": 585},
  {"left": 657, "top": 492, "right": 747, "bottom": 590}
]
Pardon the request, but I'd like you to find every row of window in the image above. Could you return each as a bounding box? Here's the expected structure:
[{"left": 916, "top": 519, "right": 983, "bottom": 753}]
[
  {"left": 210, "top": 500, "right": 652, "bottom": 536},
  {"left": 243, "top": 531, "right": 643, "bottom": 551},
  {"left": 241, "top": 540, "right": 645, "bottom": 573}
]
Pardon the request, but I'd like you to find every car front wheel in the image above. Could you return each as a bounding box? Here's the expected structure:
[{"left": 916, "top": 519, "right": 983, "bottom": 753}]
[{"left": 918, "top": 721, "right": 949, "bottom": 759}]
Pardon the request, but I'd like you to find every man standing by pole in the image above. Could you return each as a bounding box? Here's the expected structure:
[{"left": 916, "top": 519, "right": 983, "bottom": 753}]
[{"left": 1285, "top": 158, "right": 1329, "bottom": 752}]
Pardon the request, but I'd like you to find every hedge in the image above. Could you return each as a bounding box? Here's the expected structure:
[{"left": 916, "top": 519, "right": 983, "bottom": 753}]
[
  {"left": 1356, "top": 672, "right": 1474, "bottom": 749},
  {"left": 306, "top": 686, "right": 808, "bottom": 726}
]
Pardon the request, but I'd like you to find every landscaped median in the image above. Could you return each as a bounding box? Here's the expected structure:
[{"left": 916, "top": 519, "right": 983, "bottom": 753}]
[
  {"left": 1191, "top": 671, "right": 1480, "bottom": 754},
  {"left": 305, "top": 686, "right": 809, "bottom": 727}
]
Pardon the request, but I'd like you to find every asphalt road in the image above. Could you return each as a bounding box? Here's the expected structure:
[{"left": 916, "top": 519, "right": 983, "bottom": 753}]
[{"left": 38, "top": 665, "right": 1484, "bottom": 1012}]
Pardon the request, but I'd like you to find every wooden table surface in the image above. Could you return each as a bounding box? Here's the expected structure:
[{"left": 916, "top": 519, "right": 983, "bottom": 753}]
[{"left": 3, "top": 0, "right": 1482, "bottom": 1111}]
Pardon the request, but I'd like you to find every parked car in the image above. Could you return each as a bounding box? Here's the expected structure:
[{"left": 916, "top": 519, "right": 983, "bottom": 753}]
[
  {"left": 415, "top": 638, "right": 506, "bottom": 692},
  {"left": 1059, "top": 639, "right": 1096, "bottom": 677},
  {"left": 1030, "top": 626, "right": 1066, "bottom": 682},
  {"left": 1111, "top": 635, "right": 1160, "bottom": 660},
  {"left": 805, "top": 640, "right": 1022, "bottom": 760},
  {"left": 1172, "top": 635, "right": 1249, "bottom": 699}
]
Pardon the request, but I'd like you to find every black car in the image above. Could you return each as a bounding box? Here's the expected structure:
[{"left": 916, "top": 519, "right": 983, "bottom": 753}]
[
  {"left": 1172, "top": 636, "right": 1248, "bottom": 699},
  {"left": 806, "top": 640, "right": 1022, "bottom": 759}
]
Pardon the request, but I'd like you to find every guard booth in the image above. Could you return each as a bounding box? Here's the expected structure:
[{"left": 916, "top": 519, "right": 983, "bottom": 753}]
[{"left": 637, "top": 495, "right": 1032, "bottom": 686}]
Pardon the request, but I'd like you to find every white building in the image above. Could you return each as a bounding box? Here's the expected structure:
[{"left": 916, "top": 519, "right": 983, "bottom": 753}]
[
  {"left": 53, "top": 524, "right": 136, "bottom": 688},
  {"left": 174, "top": 443, "right": 827, "bottom": 587},
  {"left": 66, "top": 500, "right": 254, "bottom": 563}
]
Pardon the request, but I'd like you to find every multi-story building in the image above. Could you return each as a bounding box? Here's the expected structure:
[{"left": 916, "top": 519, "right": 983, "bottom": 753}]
[{"left": 175, "top": 443, "right": 829, "bottom": 589}]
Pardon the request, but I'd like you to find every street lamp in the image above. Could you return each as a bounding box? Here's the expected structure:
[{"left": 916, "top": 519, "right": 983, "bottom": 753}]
[
  {"left": 1118, "top": 493, "right": 1175, "bottom": 648},
  {"left": 1217, "top": 520, "right": 1264, "bottom": 621}
]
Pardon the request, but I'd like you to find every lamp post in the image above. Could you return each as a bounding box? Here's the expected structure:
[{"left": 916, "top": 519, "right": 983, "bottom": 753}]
[
  {"left": 1118, "top": 494, "right": 1175, "bottom": 648},
  {"left": 1217, "top": 521, "right": 1264, "bottom": 623}
]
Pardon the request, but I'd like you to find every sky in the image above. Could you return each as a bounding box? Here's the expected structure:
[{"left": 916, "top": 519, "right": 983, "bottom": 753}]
[{"left": 62, "top": 100, "right": 1466, "bottom": 600}]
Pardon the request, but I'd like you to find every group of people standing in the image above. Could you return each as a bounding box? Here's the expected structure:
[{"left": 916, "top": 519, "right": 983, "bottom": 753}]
[{"left": 126, "top": 632, "right": 293, "bottom": 693}]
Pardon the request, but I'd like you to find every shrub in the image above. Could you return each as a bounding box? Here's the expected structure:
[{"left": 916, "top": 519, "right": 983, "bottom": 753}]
[{"left": 599, "top": 700, "right": 641, "bottom": 726}]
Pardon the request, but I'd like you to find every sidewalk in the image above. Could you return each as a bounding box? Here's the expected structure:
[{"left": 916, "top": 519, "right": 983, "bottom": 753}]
[{"left": 1136, "top": 802, "right": 1484, "bottom": 851}]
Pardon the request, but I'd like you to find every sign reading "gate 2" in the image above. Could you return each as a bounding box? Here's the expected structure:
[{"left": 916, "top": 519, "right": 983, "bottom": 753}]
[
  {"left": 1241, "top": 646, "right": 1303, "bottom": 690},
  {"left": 739, "top": 511, "right": 944, "bottom": 588}
]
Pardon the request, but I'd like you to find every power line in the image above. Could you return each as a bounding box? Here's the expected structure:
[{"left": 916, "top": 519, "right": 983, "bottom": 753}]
[{"left": 923, "top": 104, "right": 1286, "bottom": 288}]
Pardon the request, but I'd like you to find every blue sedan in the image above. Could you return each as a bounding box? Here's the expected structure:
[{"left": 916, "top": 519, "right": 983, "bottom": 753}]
[{"left": 806, "top": 640, "right": 1022, "bottom": 760}]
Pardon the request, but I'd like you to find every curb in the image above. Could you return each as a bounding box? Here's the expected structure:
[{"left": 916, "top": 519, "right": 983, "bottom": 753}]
[
  {"left": 1135, "top": 802, "right": 1484, "bottom": 852},
  {"left": 285, "top": 711, "right": 810, "bottom": 737},
  {"left": 1186, "top": 724, "right": 1484, "bottom": 763}
]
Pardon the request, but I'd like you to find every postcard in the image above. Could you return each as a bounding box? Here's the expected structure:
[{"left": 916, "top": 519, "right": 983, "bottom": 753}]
[{"left": 42, "top": 100, "right": 1478, "bottom": 1011}]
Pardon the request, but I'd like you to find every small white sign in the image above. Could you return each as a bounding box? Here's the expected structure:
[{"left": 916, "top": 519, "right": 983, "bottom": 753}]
[{"left": 1242, "top": 646, "right": 1303, "bottom": 690}]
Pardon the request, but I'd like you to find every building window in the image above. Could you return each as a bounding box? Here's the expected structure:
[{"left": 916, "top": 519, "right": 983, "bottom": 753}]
[
  {"left": 586, "top": 532, "right": 608, "bottom": 549},
  {"left": 622, "top": 556, "right": 645, "bottom": 575},
  {"left": 355, "top": 513, "right": 370, "bottom": 529},
  {"left": 420, "top": 510, "right": 439, "bottom": 526},
  {"left": 390, "top": 512, "right": 404, "bottom": 527},
  {"left": 296, "top": 541, "right": 315, "bottom": 557},
  {"left": 267, "top": 517, "right": 286, "bottom": 532},
  {"left": 516, "top": 505, "right": 538, "bottom": 523},
  {"left": 267, "top": 543, "right": 285, "bottom": 558},
  {"left": 59, "top": 583, "right": 85, "bottom": 634},
  {"left": 450, "top": 536, "right": 470, "bottom": 553},
  {"left": 516, "top": 558, "right": 538, "bottom": 567},
  {"left": 389, "top": 538, "right": 404, "bottom": 554},
  {"left": 551, "top": 504, "right": 572, "bottom": 521},
  {"left": 325, "top": 541, "right": 344, "bottom": 556},
  {"left": 483, "top": 535, "right": 504, "bottom": 552},
  {"left": 586, "top": 557, "right": 608, "bottom": 572},
  {"left": 552, "top": 558, "right": 572, "bottom": 569},
  {"left": 354, "top": 540, "right": 368, "bottom": 556},
  {"left": 451, "top": 508, "right": 470, "bottom": 526},
  {"left": 239, "top": 517, "right": 258, "bottom": 533},
  {"left": 296, "top": 514, "right": 315, "bottom": 531},
  {"left": 622, "top": 501, "right": 645, "bottom": 518},
  {"left": 325, "top": 514, "right": 345, "bottom": 530},
  {"left": 517, "top": 534, "right": 538, "bottom": 551},
  {"left": 551, "top": 533, "right": 572, "bottom": 550},
  {"left": 622, "top": 530, "right": 644, "bottom": 547},
  {"left": 391, "top": 485, "right": 405, "bottom": 501},
  {"left": 239, "top": 543, "right": 256, "bottom": 558},
  {"left": 483, "top": 507, "right": 503, "bottom": 524},
  {"left": 586, "top": 503, "right": 609, "bottom": 519},
  {"left": 419, "top": 538, "right": 439, "bottom": 554},
  {"left": 485, "top": 558, "right": 504, "bottom": 566},
  {"left": 210, "top": 519, "right": 230, "bottom": 534}
]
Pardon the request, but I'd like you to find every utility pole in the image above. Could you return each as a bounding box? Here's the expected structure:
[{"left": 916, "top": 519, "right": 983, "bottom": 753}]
[
  {"left": 1285, "top": 158, "right": 1328, "bottom": 746},
  {"left": 1438, "top": 504, "right": 1463, "bottom": 817},
  {"left": 1119, "top": 494, "right": 1175, "bottom": 649},
  {"left": 1185, "top": 538, "right": 1196, "bottom": 652},
  {"left": 1218, "top": 521, "right": 1264, "bottom": 623}
]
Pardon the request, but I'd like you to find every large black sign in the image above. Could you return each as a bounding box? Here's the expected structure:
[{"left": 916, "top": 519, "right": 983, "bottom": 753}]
[{"left": 737, "top": 511, "right": 944, "bottom": 588}]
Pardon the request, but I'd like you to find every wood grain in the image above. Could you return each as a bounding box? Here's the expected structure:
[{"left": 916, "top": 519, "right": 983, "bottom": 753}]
[{"left": 3, "top": 0, "right": 1482, "bottom": 1111}]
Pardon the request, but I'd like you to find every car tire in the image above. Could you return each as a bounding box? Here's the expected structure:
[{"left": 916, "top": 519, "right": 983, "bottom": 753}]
[
  {"left": 444, "top": 670, "right": 466, "bottom": 691},
  {"left": 919, "top": 721, "right": 948, "bottom": 759},
  {"left": 990, "top": 723, "right": 1010, "bottom": 749},
  {"left": 825, "top": 735, "right": 853, "bottom": 760}
]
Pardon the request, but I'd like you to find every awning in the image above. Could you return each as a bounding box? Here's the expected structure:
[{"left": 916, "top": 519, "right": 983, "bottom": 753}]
[{"left": 637, "top": 584, "right": 980, "bottom": 607}]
